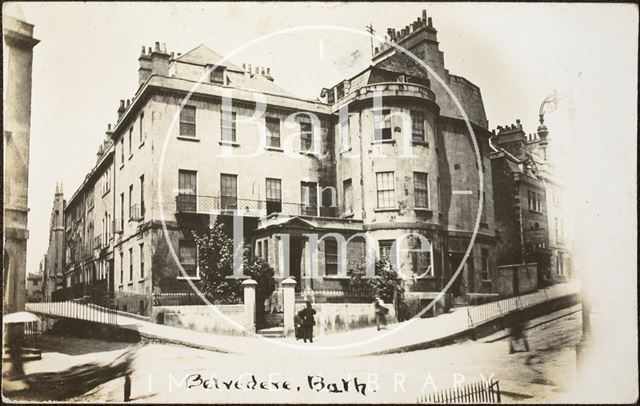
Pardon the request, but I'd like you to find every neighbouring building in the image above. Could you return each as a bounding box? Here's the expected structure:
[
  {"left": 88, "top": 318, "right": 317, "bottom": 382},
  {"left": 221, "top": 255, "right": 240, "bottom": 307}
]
[
  {"left": 490, "top": 118, "right": 572, "bottom": 291},
  {"left": 42, "top": 183, "right": 66, "bottom": 300},
  {"left": 3, "top": 12, "right": 39, "bottom": 314},
  {"left": 57, "top": 10, "right": 498, "bottom": 316},
  {"left": 26, "top": 268, "right": 44, "bottom": 303}
]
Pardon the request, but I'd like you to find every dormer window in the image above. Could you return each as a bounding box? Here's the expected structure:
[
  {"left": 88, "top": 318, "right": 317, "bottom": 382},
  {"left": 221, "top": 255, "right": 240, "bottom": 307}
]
[
  {"left": 209, "top": 66, "right": 226, "bottom": 84},
  {"left": 336, "top": 83, "right": 345, "bottom": 99}
]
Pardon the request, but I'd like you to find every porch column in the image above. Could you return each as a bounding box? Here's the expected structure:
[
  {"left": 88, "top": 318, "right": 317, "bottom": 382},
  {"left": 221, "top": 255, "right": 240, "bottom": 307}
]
[
  {"left": 281, "top": 277, "right": 296, "bottom": 337},
  {"left": 242, "top": 279, "right": 257, "bottom": 334}
]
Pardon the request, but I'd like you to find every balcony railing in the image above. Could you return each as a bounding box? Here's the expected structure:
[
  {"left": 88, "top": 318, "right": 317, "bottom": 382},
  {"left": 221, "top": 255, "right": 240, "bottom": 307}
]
[
  {"left": 94, "top": 235, "right": 103, "bottom": 250},
  {"left": 175, "top": 194, "right": 338, "bottom": 218},
  {"left": 113, "top": 218, "right": 123, "bottom": 234},
  {"left": 129, "top": 204, "right": 145, "bottom": 221}
]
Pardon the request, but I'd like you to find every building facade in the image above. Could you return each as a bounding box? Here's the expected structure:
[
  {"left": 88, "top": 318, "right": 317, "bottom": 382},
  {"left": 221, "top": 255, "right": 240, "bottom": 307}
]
[
  {"left": 42, "top": 183, "right": 66, "bottom": 300},
  {"left": 58, "top": 10, "right": 498, "bottom": 315},
  {"left": 3, "top": 13, "right": 39, "bottom": 314},
  {"left": 490, "top": 119, "right": 572, "bottom": 287}
]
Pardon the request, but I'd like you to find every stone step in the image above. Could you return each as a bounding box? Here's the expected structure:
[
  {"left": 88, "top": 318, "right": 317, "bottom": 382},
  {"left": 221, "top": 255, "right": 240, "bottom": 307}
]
[{"left": 257, "top": 327, "right": 285, "bottom": 338}]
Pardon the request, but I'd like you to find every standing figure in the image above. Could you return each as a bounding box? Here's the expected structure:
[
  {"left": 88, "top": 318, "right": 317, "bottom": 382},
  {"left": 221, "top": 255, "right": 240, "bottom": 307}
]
[
  {"left": 299, "top": 301, "right": 316, "bottom": 343},
  {"left": 509, "top": 314, "right": 530, "bottom": 353},
  {"left": 375, "top": 296, "right": 389, "bottom": 331}
]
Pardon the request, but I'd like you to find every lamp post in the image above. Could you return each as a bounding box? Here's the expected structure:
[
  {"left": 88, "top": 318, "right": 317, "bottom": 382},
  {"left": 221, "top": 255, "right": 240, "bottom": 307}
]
[{"left": 538, "top": 90, "right": 590, "bottom": 372}]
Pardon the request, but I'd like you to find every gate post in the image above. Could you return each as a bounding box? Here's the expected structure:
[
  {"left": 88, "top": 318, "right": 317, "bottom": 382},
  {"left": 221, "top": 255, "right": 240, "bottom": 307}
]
[
  {"left": 281, "top": 278, "right": 296, "bottom": 337},
  {"left": 242, "top": 279, "right": 258, "bottom": 334}
]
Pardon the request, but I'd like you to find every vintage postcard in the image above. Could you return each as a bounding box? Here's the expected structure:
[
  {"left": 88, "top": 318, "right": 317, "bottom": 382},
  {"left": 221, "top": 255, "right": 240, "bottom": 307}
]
[{"left": 2, "top": 2, "right": 638, "bottom": 403}]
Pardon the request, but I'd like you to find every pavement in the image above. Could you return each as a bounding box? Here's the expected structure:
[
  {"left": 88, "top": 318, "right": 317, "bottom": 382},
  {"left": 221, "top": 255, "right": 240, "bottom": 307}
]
[
  {"left": 26, "top": 282, "right": 580, "bottom": 361},
  {"left": 115, "top": 305, "right": 471, "bottom": 359}
]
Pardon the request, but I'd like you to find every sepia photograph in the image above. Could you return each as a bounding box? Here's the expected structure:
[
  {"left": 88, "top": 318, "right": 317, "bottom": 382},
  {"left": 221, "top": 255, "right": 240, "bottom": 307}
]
[{"left": 2, "top": 2, "right": 638, "bottom": 403}]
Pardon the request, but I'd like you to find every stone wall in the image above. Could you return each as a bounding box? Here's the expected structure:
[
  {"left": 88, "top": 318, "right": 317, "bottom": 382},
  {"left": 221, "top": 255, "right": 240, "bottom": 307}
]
[
  {"left": 151, "top": 304, "right": 246, "bottom": 336},
  {"left": 494, "top": 263, "right": 538, "bottom": 296},
  {"left": 295, "top": 302, "right": 396, "bottom": 336}
]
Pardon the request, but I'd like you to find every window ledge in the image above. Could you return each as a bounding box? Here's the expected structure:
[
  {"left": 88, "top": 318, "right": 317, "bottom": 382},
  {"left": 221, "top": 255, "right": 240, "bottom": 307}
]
[
  {"left": 299, "top": 151, "right": 317, "bottom": 156},
  {"left": 340, "top": 147, "right": 353, "bottom": 154},
  {"left": 374, "top": 207, "right": 399, "bottom": 213},
  {"left": 528, "top": 209, "right": 543, "bottom": 214},
  {"left": 265, "top": 146, "right": 284, "bottom": 152},
  {"left": 341, "top": 212, "right": 355, "bottom": 219},
  {"left": 177, "top": 276, "right": 201, "bottom": 281},
  {"left": 372, "top": 139, "right": 396, "bottom": 145},
  {"left": 414, "top": 207, "right": 433, "bottom": 212},
  {"left": 177, "top": 136, "right": 200, "bottom": 142},
  {"left": 412, "top": 141, "right": 430, "bottom": 148},
  {"left": 127, "top": 282, "right": 133, "bottom": 286},
  {"left": 323, "top": 275, "right": 350, "bottom": 280},
  {"left": 138, "top": 278, "right": 145, "bottom": 283},
  {"left": 219, "top": 141, "right": 240, "bottom": 147}
]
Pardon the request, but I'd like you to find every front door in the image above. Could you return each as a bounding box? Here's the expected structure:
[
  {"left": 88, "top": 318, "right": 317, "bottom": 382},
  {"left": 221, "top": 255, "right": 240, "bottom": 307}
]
[
  {"left": 289, "top": 237, "right": 303, "bottom": 292},
  {"left": 448, "top": 252, "right": 469, "bottom": 299}
]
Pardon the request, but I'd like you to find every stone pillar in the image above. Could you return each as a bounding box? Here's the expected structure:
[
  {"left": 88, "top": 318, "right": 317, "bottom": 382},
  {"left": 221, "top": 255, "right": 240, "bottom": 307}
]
[
  {"left": 242, "top": 279, "right": 257, "bottom": 334},
  {"left": 281, "top": 278, "right": 296, "bottom": 337}
]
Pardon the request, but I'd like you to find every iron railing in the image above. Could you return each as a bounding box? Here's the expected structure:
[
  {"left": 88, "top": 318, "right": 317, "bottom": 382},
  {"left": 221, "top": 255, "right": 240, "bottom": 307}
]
[
  {"left": 129, "top": 204, "right": 145, "bottom": 221},
  {"left": 466, "top": 280, "right": 580, "bottom": 328},
  {"left": 113, "top": 218, "right": 123, "bottom": 234},
  {"left": 94, "top": 235, "right": 103, "bottom": 250},
  {"left": 418, "top": 378, "right": 501, "bottom": 404},
  {"left": 175, "top": 194, "right": 338, "bottom": 218},
  {"left": 28, "top": 286, "right": 118, "bottom": 325}
]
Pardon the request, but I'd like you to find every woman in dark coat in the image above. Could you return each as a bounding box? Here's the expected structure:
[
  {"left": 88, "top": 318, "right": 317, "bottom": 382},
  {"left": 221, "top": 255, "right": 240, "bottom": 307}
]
[{"left": 299, "top": 301, "right": 316, "bottom": 343}]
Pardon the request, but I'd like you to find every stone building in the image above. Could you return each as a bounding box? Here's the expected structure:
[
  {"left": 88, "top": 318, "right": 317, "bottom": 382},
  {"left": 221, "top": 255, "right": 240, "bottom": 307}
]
[
  {"left": 26, "top": 268, "right": 44, "bottom": 303},
  {"left": 42, "top": 183, "right": 66, "bottom": 300},
  {"left": 59, "top": 10, "right": 497, "bottom": 315},
  {"left": 3, "top": 13, "right": 39, "bottom": 314},
  {"left": 490, "top": 118, "right": 572, "bottom": 288}
]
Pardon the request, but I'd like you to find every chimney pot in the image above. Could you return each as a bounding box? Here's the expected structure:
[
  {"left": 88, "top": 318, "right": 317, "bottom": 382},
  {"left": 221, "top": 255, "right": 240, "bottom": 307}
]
[
  {"left": 428, "top": 17, "right": 433, "bottom": 27},
  {"left": 119, "top": 100, "right": 125, "bottom": 109},
  {"left": 162, "top": 43, "right": 167, "bottom": 53},
  {"left": 140, "top": 46, "right": 145, "bottom": 55},
  {"left": 266, "top": 67, "right": 271, "bottom": 75},
  {"left": 154, "top": 41, "right": 160, "bottom": 51},
  {"left": 422, "top": 9, "right": 427, "bottom": 20},
  {"left": 375, "top": 47, "right": 379, "bottom": 54},
  {"left": 107, "top": 123, "right": 111, "bottom": 131},
  {"left": 147, "top": 46, "right": 152, "bottom": 54}
]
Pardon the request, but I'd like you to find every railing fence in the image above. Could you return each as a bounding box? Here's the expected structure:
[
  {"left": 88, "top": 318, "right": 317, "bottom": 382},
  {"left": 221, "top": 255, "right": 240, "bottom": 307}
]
[
  {"left": 466, "top": 280, "right": 580, "bottom": 328},
  {"left": 417, "top": 379, "right": 501, "bottom": 404}
]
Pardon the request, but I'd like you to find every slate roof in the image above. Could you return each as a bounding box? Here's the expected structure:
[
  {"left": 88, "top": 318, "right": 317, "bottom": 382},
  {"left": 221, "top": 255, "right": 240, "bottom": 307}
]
[{"left": 175, "top": 44, "right": 244, "bottom": 72}]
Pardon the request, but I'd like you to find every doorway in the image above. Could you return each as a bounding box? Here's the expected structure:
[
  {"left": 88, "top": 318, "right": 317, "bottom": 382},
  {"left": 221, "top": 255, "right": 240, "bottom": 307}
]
[
  {"left": 448, "top": 252, "right": 469, "bottom": 299},
  {"left": 288, "top": 237, "right": 303, "bottom": 292}
]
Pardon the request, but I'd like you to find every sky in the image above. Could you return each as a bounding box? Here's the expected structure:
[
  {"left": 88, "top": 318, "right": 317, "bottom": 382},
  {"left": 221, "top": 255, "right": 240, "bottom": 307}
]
[{"left": 4, "top": 2, "right": 637, "bottom": 301}]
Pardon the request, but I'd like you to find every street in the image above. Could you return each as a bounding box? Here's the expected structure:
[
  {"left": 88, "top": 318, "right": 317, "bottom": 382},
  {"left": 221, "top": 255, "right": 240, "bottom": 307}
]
[{"left": 12, "top": 304, "right": 583, "bottom": 403}]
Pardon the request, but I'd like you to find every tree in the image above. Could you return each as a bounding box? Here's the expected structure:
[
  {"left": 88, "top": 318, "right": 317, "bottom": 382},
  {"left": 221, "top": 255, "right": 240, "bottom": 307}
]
[
  {"left": 192, "top": 223, "right": 276, "bottom": 311},
  {"left": 192, "top": 223, "right": 242, "bottom": 304}
]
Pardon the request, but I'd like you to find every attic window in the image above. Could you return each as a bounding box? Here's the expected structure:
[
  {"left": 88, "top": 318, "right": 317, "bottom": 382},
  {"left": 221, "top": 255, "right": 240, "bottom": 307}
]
[
  {"left": 336, "top": 83, "right": 345, "bottom": 99},
  {"left": 210, "top": 66, "right": 225, "bottom": 84}
]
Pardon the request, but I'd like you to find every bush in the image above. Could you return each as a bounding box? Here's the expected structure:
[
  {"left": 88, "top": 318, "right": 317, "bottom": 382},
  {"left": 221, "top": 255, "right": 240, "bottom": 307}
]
[
  {"left": 192, "top": 223, "right": 275, "bottom": 306},
  {"left": 346, "top": 258, "right": 411, "bottom": 321}
]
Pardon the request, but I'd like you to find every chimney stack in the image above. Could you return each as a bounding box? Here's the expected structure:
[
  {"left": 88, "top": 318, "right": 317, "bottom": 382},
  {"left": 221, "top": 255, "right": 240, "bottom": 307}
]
[
  {"left": 117, "top": 100, "right": 126, "bottom": 120},
  {"left": 138, "top": 45, "right": 153, "bottom": 86}
]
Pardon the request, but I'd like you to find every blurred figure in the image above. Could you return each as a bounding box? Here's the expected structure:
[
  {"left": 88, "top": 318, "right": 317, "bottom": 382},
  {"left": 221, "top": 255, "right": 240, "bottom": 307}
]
[
  {"left": 509, "top": 314, "right": 530, "bottom": 354},
  {"left": 375, "top": 296, "right": 389, "bottom": 331},
  {"left": 5, "top": 323, "right": 25, "bottom": 378}
]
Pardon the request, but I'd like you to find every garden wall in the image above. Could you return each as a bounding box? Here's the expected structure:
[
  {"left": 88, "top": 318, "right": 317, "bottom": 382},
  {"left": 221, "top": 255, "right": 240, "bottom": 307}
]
[
  {"left": 295, "top": 302, "right": 396, "bottom": 336},
  {"left": 151, "top": 305, "right": 246, "bottom": 336}
]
